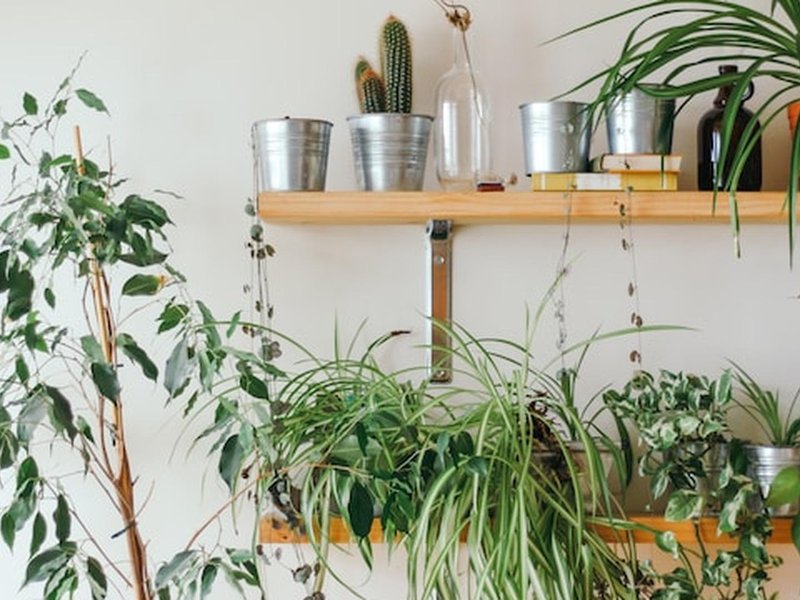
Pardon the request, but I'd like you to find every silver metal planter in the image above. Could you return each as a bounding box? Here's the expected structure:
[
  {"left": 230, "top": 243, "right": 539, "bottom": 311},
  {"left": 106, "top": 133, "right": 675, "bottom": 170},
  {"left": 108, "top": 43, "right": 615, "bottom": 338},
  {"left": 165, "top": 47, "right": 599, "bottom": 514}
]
[
  {"left": 606, "top": 87, "right": 675, "bottom": 154},
  {"left": 252, "top": 117, "right": 332, "bottom": 192},
  {"left": 519, "top": 101, "right": 590, "bottom": 174},
  {"left": 348, "top": 113, "right": 433, "bottom": 191},
  {"left": 745, "top": 444, "right": 800, "bottom": 516}
]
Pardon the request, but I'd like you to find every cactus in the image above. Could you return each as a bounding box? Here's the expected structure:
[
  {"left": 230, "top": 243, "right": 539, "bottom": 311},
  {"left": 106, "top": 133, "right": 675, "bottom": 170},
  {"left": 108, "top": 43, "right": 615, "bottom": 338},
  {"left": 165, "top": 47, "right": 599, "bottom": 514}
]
[
  {"left": 354, "top": 15, "right": 413, "bottom": 114},
  {"left": 355, "top": 57, "right": 386, "bottom": 113},
  {"left": 381, "top": 15, "right": 412, "bottom": 113}
]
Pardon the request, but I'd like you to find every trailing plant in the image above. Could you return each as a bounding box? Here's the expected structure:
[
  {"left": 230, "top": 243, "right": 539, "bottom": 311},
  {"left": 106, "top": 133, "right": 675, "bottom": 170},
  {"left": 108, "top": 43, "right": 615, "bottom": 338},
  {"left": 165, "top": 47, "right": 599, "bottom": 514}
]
[
  {"left": 557, "top": 0, "right": 800, "bottom": 257},
  {"left": 732, "top": 363, "right": 800, "bottom": 446},
  {"left": 605, "top": 371, "right": 781, "bottom": 598},
  {"left": 0, "top": 69, "right": 279, "bottom": 599},
  {"left": 355, "top": 15, "right": 413, "bottom": 114}
]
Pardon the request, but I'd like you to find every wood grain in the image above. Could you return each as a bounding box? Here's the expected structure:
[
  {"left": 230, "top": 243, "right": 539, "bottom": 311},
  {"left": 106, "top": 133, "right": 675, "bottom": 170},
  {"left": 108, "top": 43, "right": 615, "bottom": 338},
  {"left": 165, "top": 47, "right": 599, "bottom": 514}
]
[{"left": 258, "top": 191, "right": 790, "bottom": 225}]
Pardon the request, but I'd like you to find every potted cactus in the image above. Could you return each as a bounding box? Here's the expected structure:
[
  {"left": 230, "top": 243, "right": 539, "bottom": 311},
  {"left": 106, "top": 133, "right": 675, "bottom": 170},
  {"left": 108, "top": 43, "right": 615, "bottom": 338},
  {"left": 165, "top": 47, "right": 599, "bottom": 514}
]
[{"left": 347, "top": 15, "right": 433, "bottom": 191}]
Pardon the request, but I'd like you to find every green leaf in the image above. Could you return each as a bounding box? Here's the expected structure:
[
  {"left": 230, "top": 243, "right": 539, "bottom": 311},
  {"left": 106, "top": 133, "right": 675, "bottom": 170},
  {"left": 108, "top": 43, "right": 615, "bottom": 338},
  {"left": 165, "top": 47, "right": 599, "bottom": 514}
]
[
  {"left": 665, "top": 490, "right": 703, "bottom": 522},
  {"left": 15, "top": 356, "right": 30, "bottom": 383},
  {"left": 1, "top": 511, "right": 16, "bottom": 549},
  {"left": 6, "top": 268, "right": 34, "bottom": 321},
  {"left": 53, "top": 99, "right": 67, "bottom": 116},
  {"left": 164, "top": 338, "right": 190, "bottom": 397},
  {"left": 25, "top": 546, "right": 70, "bottom": 584},
  {"left": 17, "top": 456, "right": 39, "bottom": 489},
  {"left": 90, "top": 362, "right": 121, "bottom": 401},
  {"left": 348, "top": 481, "right": 374, "bottom": 539},
  {"left": 121, "top": 274, "right": 162, "bottom": 296},
  {"left": 46, "top": 387, "right": 78, "bottom": 441},
  {"left": 23, "top": 92, "right": 38, "bottom": 115},
  {"left": 75, "top": 89, "right": 108, "bottom": 113},
  {"left": 155, "top": 550, "right": 198, "bottom": 590},
  {"left": 200, "top": 563, "right": 217, "bottom": 599},
  {"left": 239, "top": 372, "right": 268, "bottom": 400},
  {"left": 655, "top": 530, "right": 680, "bottom": 559},
  {"left": 117, "top": 333, "right": 158, "bottom": 381},
  {"left": 766, "top": 466, "right": 800, "bottom": 507},
  {"left": 197, "top": 301, "right": 221, "bottom": 349},
  {"left": 80, "top": 336, "right": 105, "bottom": 363},
  {"left": 30, "top": 512, "right": 46, "bottom": 556},
  {"left": 465, "top": 456, "right": 488, "bottom": 477},
  {"left": 86, "top": 556, "right": 107, "bottom": 600},
  {"left": 53, "top": 495, "right": 71, "bottom": 545},
  {"left": 158, "top": 303, "right": 189, "bottom": 333},
  {"left": 0, "top": 143, "right": 10, "bottom": 160},
  {"left": 225, "top": 312, "right": 241, "bottom": 339},
  {"left": 218, "top": 435, "right": 243, "bottom": 494},
  {"left": 120, "top": 195, "right": 171, "bottom": 228},
  {"left": 44, "top": 287, "right": 55, "bottom": 309}
]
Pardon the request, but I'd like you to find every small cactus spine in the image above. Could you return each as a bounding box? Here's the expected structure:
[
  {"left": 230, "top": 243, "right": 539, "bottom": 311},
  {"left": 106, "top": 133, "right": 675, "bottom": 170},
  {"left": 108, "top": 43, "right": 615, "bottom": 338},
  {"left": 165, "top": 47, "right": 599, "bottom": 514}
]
[
  {"left": 355, "top": 57, "right": 386, "bottom": 113},
  {"left": 381, "top": 16, "right": 412, "bottom": 114}
]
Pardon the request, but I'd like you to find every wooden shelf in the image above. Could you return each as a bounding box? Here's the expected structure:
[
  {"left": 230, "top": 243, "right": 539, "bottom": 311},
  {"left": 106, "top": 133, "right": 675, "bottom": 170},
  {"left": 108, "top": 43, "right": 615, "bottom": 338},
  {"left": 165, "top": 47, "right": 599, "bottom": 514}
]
[
  {"left": 260, "top": 514, "right": 797, "bottom": 546},
  {"left": 258, "top": 191, "right": 790, "bottom": 225}
]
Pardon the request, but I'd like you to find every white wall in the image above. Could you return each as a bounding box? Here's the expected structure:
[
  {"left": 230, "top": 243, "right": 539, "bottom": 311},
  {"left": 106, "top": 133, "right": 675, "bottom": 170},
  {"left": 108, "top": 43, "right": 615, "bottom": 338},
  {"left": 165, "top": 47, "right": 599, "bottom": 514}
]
[{"left": 1, "top": 0, "right": 799, "bottom": 598}]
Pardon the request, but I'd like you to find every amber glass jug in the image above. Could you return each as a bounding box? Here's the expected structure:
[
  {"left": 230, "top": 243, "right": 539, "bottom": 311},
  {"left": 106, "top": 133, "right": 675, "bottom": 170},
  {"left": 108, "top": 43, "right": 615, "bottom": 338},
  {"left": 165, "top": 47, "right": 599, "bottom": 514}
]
[{"left": 697, "top": 65, "right": 762, "bottom": 191}]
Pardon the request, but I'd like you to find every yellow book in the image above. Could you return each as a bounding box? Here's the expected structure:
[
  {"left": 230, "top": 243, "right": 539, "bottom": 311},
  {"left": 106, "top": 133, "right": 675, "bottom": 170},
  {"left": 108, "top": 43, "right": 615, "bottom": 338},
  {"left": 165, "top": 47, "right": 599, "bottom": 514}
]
[{"left": 529, "top": 171, "right": 678, "bottom": 191}]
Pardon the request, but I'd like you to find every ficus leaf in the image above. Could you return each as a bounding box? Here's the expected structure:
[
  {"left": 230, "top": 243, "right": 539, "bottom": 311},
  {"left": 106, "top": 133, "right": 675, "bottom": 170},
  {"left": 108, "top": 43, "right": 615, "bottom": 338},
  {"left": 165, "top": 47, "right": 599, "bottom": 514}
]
[
  {"left": 158, "top": 303, "right": 189, "bottom": 334},
  {"left": 43, "top": 287, "right": 55, "bottom": 308},
  {"left": 164, "top": 338, "right": 190, "bottom": 398},
  {"left": 30, "top": 512, "right": 46, "bottom": 556},
  {"left": 80, "top": 336, "right": 105, "bottom": 364},
  {"left": 75, "top": 89, "right": 108, "bottom": 113},
  {"left": 45, "top": 386, "right": 78, "bottom": 441},
  {"left": 90, "top": 362, "right": 121, "bottom": 401},
  {"left": 23, "top": 92, "right": 38, "bottom": 115},
  {"left": 121, "top": 274, "right": 162, "bottom": 297},
  {"left": 15, "top": 356, "right": 29, "bottom": 383},
  {"left": 25, "top": 546, "right": 70, "bottom": 584},
  {"left": 117, "top": 333, "right": 158, "bottom": 381},
  {"left": 239, "top": 372, "right": 268, "bottom": 400},
  {"left": 218, "top": 435, "right": 243, "bottom": 494},
  {"left": 155, "top": 550, "right": 199, "bottom": 590},
  {"left": 86, "top": 556, "right": 107, "bottom": 600},
  {"left": 6, "top": 268, "right": 34, "bottom": 321},
  {"left": 53, "top": 494, "right": 71, "bottom": 544},
  {"left": 0, "top": 143, "right": 10, "bottom": 160}
]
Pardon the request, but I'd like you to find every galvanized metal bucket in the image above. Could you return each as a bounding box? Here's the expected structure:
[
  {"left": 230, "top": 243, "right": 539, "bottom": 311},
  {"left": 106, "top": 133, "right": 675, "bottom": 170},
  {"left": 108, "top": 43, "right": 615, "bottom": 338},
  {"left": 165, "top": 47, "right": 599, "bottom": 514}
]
[
  {"left": 348, "top": 113, "right": 433, "bottom": 191},
  {"left": 252, "top": 117, "right": 332, "bottom": 192},
  {"left": 606, "top": 87, "right": 675, "bottom": 154},
  {"left": 745, "top": 445, "right": 800, "bottom": 516},
  {"left": 519, "top": 101, "right": 591, "bottom": 174}
]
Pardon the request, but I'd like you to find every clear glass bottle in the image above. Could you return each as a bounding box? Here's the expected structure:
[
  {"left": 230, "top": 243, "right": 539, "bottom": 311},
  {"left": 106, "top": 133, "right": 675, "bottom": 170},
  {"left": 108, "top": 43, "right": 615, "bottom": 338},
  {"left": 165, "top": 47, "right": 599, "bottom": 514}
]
[
  {"left": 434, "top": 24, "right": 492, "bottom": 191},
  {"left": 697, "top": 64, "right": 762, "bottom": 191}
]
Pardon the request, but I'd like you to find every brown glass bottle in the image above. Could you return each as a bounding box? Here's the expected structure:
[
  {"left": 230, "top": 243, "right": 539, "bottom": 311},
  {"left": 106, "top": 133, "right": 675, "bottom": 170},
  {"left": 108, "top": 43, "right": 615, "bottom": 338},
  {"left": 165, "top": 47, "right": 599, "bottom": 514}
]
[{"left": 697, "top": 65, "right": 762, "bottom": 190}]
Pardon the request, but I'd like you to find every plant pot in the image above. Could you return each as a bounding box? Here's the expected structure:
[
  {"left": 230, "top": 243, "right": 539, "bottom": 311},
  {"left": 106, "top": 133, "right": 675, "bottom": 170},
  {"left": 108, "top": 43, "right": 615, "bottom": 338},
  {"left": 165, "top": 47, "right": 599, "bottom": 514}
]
[
  {"left": 788, "top": 102, "right": 800, "bottom": 140},
  {"left": 744, "top": 444, "right": 800, "bottom": 516},
  {"left": 347, "top": 113, "right": 433, "bottom": 191},
  {"left": 667, "top": 441, "right": 729, "bottom": 513},
  {"left": 606, "top": 87, "right": 675, "bottom": 154},
  {"left": 519, "top": 101, "right": 590, "bottom": 174},
  {"left": 252, "top": 117, "right": 333, "bottom": 192}
]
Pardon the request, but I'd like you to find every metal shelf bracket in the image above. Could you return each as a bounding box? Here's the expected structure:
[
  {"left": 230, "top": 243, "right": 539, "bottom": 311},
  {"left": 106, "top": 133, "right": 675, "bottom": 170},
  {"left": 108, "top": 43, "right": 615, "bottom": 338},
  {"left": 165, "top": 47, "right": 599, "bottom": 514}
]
[{"left": 426, "top": 219, "right": 453, "bottom": 383}]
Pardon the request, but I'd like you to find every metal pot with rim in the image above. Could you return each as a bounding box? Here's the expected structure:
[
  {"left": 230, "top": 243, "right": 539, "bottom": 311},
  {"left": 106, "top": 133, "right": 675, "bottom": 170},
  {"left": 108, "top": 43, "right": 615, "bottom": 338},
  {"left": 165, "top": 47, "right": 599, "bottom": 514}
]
[{"left": 744, "top": 444, "right": 800, "bottom": 516}]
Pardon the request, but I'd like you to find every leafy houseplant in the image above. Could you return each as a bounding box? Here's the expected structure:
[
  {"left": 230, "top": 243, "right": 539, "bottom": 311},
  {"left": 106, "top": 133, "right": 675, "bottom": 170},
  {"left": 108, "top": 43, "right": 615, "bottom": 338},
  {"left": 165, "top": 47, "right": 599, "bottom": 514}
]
[
  {"left": 560, "top": 0, "right": 800, "bottom": 255},
  {"left": 733, "top": 365, "right": 800, "bottom": 516},
  {"left": 348, "top": 15, "right": 433, "bottom": 191},
  {"left": 0, "top": 72, "right": 277, "bottom": 599},
  {"left": 604, "top": 370, "right": 782, "bottom": 598}
]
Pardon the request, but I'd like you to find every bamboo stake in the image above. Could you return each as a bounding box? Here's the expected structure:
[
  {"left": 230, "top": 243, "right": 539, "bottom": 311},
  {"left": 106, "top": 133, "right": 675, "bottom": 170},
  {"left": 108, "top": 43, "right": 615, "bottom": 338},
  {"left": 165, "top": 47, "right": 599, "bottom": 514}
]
[{"left": 74, "top": 126, "right": 153, "bottom": 600}]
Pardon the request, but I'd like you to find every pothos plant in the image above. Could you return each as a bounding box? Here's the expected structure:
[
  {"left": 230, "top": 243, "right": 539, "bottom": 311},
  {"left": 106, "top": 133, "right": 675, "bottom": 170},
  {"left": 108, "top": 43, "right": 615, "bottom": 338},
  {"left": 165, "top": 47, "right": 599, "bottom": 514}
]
[
  {"left": 604, "top": 370, "right": 781, "bottom": 599},
  {"left": 0, "top": 69, "right": 282, "bottom": 599}
]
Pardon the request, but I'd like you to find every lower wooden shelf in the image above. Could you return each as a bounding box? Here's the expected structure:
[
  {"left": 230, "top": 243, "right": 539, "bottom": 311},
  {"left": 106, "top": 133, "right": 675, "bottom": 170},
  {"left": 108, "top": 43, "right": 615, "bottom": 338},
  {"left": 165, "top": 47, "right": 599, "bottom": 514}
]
[{"left": 260, "top": 514, "right": 797, "bottom": 546}]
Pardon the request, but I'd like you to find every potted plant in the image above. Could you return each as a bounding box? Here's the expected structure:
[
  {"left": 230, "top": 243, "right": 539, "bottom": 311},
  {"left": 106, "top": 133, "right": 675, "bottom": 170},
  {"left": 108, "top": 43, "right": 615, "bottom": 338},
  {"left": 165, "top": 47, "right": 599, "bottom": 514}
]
[
  {"left": 603, "top": 369, "right": 734, "bottom": 515},
  {"left": 732, "top": 364, "right": 800, "bottom": 516},
  {"left": 0, "top": 73, "right": 276, "bottom": 599},
  {"left": 348, "top": 15, "right": 433, "bottom": 191},
  {"left": 559, "top": 0, "right": 800, "bottom": 254}
]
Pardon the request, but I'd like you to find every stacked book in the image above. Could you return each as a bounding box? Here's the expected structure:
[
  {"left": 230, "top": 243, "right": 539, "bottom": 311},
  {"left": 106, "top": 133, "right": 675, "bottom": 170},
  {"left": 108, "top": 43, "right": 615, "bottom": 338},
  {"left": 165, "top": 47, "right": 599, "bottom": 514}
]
[{"left": 529, "top": 154, "right": 682, "bottom": 191}]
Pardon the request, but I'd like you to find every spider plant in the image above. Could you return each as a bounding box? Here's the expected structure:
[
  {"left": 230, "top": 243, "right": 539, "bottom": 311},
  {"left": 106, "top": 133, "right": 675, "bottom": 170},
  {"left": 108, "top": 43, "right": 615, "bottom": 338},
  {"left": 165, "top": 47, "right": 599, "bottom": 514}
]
[
  {"left": 732, "top": 362, "right": 800, "bottom": 446},
  {"left": 557, "top": 0, "right": 800, "bottom": 258}
]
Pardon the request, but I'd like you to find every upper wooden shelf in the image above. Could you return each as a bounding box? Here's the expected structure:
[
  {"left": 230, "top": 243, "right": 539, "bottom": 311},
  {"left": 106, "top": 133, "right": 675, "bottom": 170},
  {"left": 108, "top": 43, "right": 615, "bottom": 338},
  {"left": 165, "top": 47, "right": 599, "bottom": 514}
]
[
  {"left": 258, "top": 191, "right": 790, "bottom": 225},
  {"left": 260, "top": 514, "right": 797, "bottom": 546}
]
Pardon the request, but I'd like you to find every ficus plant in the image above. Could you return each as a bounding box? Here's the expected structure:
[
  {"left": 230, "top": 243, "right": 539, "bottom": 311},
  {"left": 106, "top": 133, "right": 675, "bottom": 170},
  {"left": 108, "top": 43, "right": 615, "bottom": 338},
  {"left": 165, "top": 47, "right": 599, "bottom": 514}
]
[{"left": 0, "top": 68, "right": 283, "bottom": 599}]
